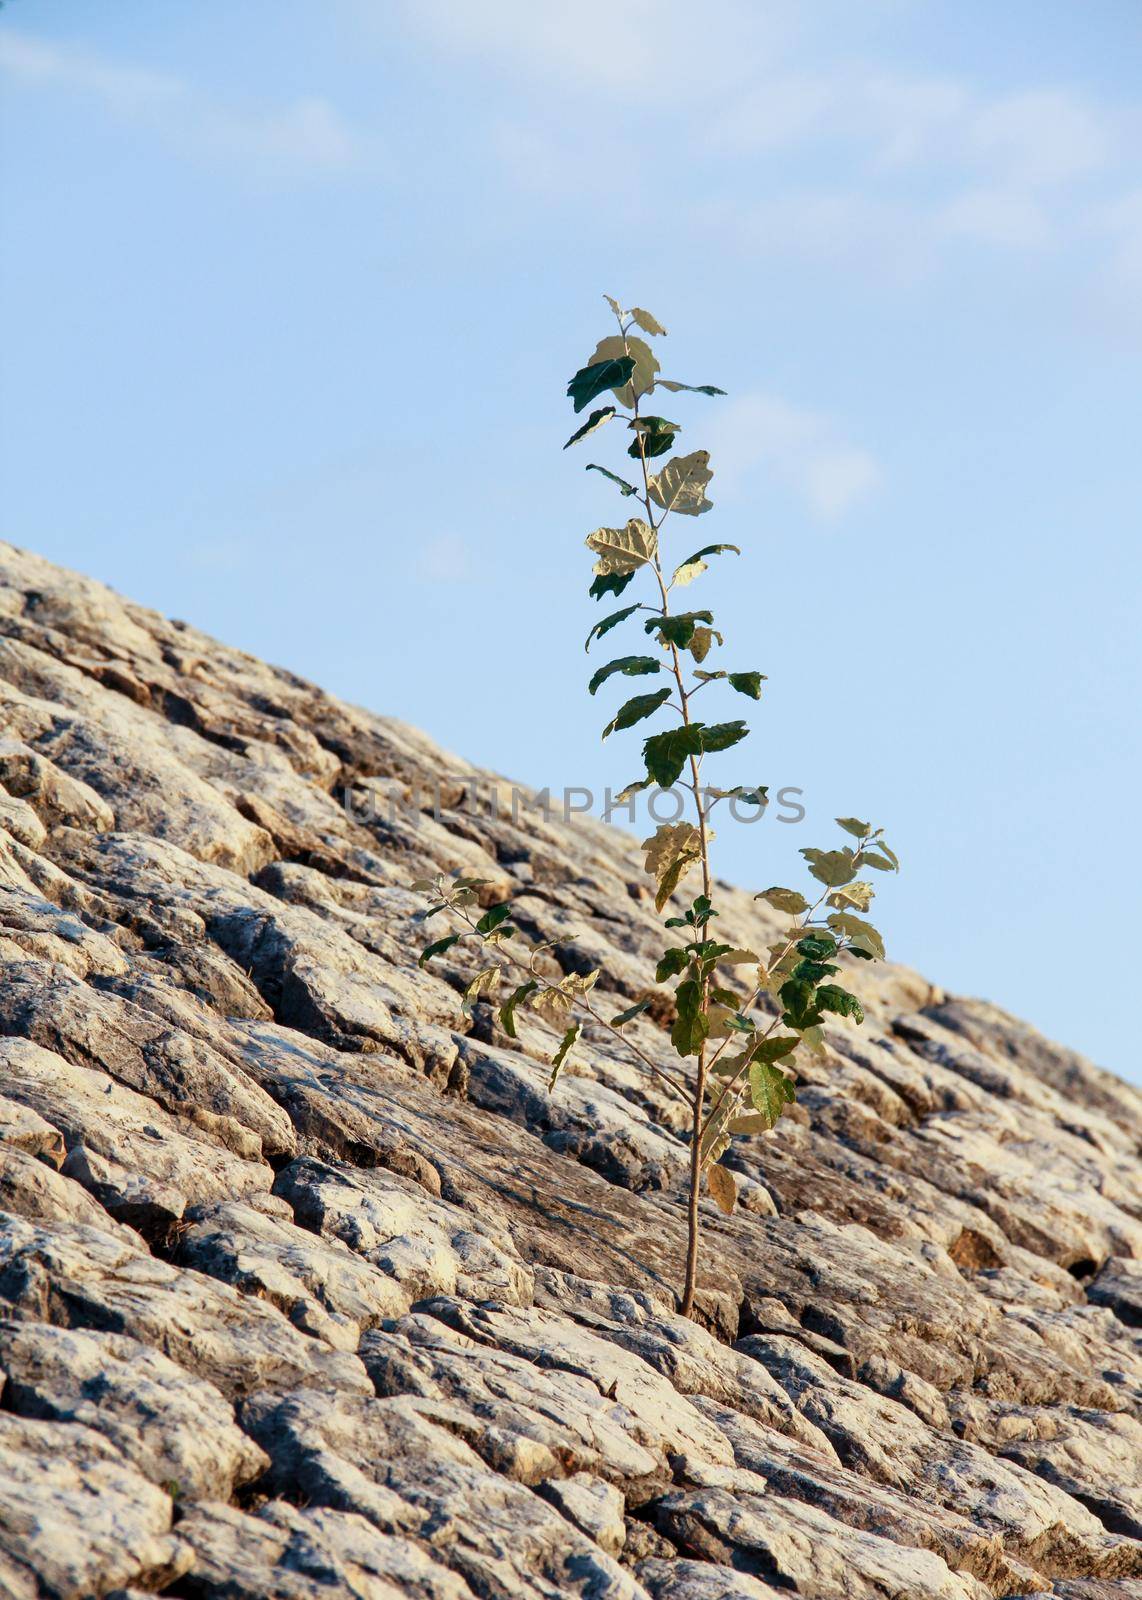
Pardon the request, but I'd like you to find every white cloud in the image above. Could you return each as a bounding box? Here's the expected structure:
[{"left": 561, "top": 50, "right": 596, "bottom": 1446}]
[
  {"left": 704, "top": 393, "right": 881, "bottom": 520},
  {"left": 0, "top": 28, "right": 176, "bottom": 110},
  {"left": 0, "top": 28, "right": 368, "bottom": 179},
  {"left": 385, "top": 1, "right": 1131, "bottom": 286},
  {"left": 376, "top": 0, "right": 794, "bottom": 98},
  {"left": 936, "top": 189, "right": 1051, "bottom": 250},
  {"left": 1093, "top": 189, "right": 1142, "bottom": 330},
  {"left": 966, "top": 91, "right": 1110, "bottom": 189}
]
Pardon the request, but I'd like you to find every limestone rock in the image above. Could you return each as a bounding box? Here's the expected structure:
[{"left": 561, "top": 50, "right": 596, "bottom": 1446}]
[
  {"left": 0, "top": 1322, "right": 267, "bottom": 1500},
  {"left": 0, "top": 540, "right": 1139, "bottom": 1599}
]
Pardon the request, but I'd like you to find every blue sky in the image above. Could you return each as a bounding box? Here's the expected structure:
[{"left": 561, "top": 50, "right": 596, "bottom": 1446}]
[{"left": 2, "top": 1, "right": 1140, "bottom": 1081}]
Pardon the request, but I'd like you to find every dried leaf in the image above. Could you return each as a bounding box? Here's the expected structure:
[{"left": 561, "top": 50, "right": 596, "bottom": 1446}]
[
  {"left": 642, "top": 822, "right": 703, "bottom": 912},
  {"left": 588, "top": 334, "right": 659, "bottom": 408},
  {"left": 585, "top": 519, "right": 658, "bottom": 576},
  {"left": 649, "top": 450, "right": 713, "bottom": 517},
  {"left": 707, "top": 1163, "right": 737, "bottom": 1214}
]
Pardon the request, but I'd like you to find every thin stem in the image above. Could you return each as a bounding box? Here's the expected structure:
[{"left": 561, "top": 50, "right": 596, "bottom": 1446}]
[
  {"left": 442, "top": 899, "right": 694, "bottom": 1108},
  {"left": 699, "top": 881, "right": 841, "bottom": 1136},
  {"left": 623, "top": 327, "right": 712, "bottom": 1321}
]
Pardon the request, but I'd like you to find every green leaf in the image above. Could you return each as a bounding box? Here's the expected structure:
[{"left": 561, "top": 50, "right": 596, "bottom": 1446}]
[
  {"left": 826, "top": 880, "right": 875, "bottom": 912},
  {"left": 728, "top": 671, "right": 765, "bottom": 699},
  {"left": 779, "top": 977, "right": 822, "bottom": 1031},
  {"left": 862, "top": 851, "right": 897, "bottom": 872},
  {"left": 656, "top": 380, "right": 727, "bottom": 396},
  {"left": 656, "top": 947, "right": 690, "bottom": 982},
  {"left": 648, "top": 450, "right": 713, "bottom": 517},
  {"left": 614, "top": 777, "right": 652, "bottom": 803},
  {"left": 602, "top": 688, "right": 672, "bottom": 739},
  {"left": 752, "top": 1034, "right": 800, "bottom": 1065},
  {"left": 586, "top": 519, "right": 657, "bottom": 575},
  {"left": 708, "top": 784, "right": 768, "bottom": 807},
  {"left": 796, "top": 933, "right": 837, "bottom": 961},
  {"left": 836, "top": 816, "right": 871, "bottom": 839},
  {"left": 588, "top": 655, "right": 662, "bottom": 696},
  {"left": 475, "top": 903, "right": 513, "bottom": 936},
  {"left": 707, "top": 1163, "right": 736, "bottom": 1214},
  {"left": 642, "top": 822, "right": 703, "bottom": 912},
  {"left": 816, "top": 985, "right": 865, "bottom": 1024},
  {"left": 548, "top": 1022, "right": 583, "bottom": 1090},
  {"left": 418, "top": 934, "right": 461, "bottom": 968},
  {"left": 627, "top": 415, "right": 677, "bottom": 459},
  {"left": 586, "top": 462, "right": 640, "bottom": 497},
  {"left": 671, "top": 543, "right": 741, "bottom": 588},
  {"left": 699, "top": 720, "right": 748, "bottom": 755},
  {"left": 564, "top": 407, "right": 616, "bottom": 450},
  {"left": 792, "top": 959, "right": 838, "bottom": 984},
  {"left": 826, "top": 912, "right": 885, "bottom": 960},
  {"left": 588, "top": 334, "right": 659, "bottom": 407},
  {"left": 629, "top": 306, "right": 667, "bottom": 337},
  {"left": 691, "top": 940, "right": 735, "bottom": 966},
  {"left": 500, "top": 979, "right": 539, "bottom": 1038},
  {"left": 671, "top": 978, "right": 708, "bottom": 1057},
  {"left": 642, "top": 724, "right": 705, "bottom": 787},
  {"left": 567, "top": 357, "right": 635, "bottom": 413},
  {"left": 748, "top": 1058, "right": 797, "bottom": 1128},
  {"left": 645, "top": 611, "right": 713, "bottom": 649},
  {"left": 801, "top": 847, "right": 858, "bottom": 888},
  {"left": 590, "top": 570, "right": 636, "bottom": 602},
  {"left": 610, "top": 997, "right": 653, "bottom": 1027},
  {"left": 585, "top": 603, "right": 640, "bottom": 652}
]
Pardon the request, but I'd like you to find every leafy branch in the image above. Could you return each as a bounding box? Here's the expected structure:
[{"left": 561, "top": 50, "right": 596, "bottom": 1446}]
[{"left": 411, "top": 299, "right": 901, "bottom": 1322}]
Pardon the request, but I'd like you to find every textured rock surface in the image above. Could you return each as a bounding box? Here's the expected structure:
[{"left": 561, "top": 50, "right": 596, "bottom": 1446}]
[{"left": 0, "top": 540, "right": 1139, "bottom": 1599}]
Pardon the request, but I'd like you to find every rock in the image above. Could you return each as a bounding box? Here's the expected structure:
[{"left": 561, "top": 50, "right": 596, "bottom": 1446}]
[
  {"left": 274, "top": 1154, "right": 533, "bottom": 1308},
  {"left": 360, "top": 1311, "right": 665, "bottom": 1495},
  {"left": 1087, "top": 1257, "right": 1142, "bottom": 1327},
  {"left": 241, "top": 1387, "right": 647, "bottom": 1598},
  {"left": 0, "top": 1092, "right": 64, "bottom": 1166},
  {"left": 0, "top": 1142, "right": 141, "bottom": 1238},
  {"left": 655, "top": 1471, "right": 995, "bottom": 1598},
  {"left": 413, "top": 1294, "right": 736, "bottom": 1472},
  {"left": 0, "top": 1213, "right": 370, "bottom": 1399},
  {"left": 0, "top": 1412, "right": 187, "bottom": 1599},
  {"left": 734, "top": 1331, "right": 1136, "bottom": 1579},
  {"left": 538, "top": 1472, "right": 628, "bottom": 1556},
  {"left": 174, "top": 1500, "right": 471, "bottom": 1600},
  {"left": 636, "top": 1556, "right": 812, "bottom": 1598},
  {"left": 0, "top": 540, "right": 1140, "bottom": 1599},
  {"left": 0, "top": 1036, "right": 276, "bottom": 1229},
  {"left": 0, "top": 1322, "right": 267, "bottom": 1500},
  {"left": 0, "top": 735, "right": 116, "bottom": 831},
  {"left": 179, "top": 1198, "right": 410, "bottom": 1349}
]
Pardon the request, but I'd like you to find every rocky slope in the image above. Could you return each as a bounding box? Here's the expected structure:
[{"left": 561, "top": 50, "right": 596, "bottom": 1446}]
[{"left": 0, "top": 538, "right": 1139, "bottom": 1600}]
